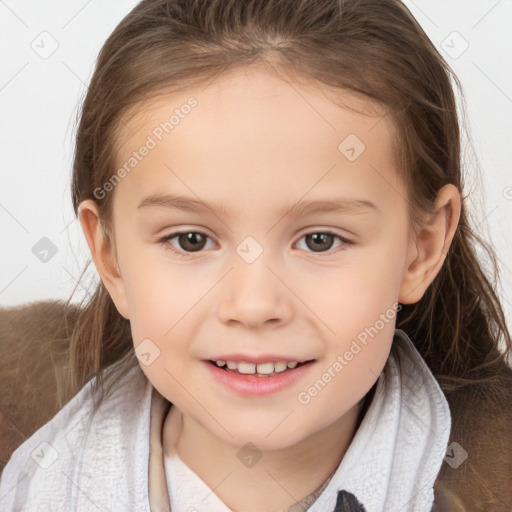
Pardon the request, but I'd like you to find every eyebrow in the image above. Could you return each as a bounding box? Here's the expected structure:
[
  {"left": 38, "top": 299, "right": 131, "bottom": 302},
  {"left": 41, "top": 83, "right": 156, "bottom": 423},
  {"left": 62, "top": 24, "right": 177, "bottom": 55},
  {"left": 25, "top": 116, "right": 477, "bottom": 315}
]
[{"left": 137, "top": 193, "right": 380, "bottom": 217}]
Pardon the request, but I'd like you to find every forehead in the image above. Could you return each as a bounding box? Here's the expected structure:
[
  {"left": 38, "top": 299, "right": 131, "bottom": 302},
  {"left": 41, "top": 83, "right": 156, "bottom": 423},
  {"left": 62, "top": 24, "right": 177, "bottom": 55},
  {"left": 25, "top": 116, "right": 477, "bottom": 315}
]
[
  {"left": 116, "top": 64, "right": 393, "bottom": 153},
  {"left": 111, "top": 65, "right": 405, "bottom": 216}
]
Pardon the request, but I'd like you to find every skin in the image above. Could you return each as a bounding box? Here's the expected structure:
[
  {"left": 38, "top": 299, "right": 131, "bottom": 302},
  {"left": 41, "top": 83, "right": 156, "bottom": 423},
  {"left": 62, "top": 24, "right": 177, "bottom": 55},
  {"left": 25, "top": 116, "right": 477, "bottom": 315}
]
[{"left": 78, "top": 64, "right": 461, "bottom": 512}]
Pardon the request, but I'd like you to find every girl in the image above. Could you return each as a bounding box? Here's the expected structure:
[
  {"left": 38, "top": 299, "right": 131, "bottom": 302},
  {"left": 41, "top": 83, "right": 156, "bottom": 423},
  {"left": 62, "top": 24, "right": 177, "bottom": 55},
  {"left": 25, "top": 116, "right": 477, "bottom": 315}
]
[{"left": 1, "top": 0, "right": 511, "bottom": 511}]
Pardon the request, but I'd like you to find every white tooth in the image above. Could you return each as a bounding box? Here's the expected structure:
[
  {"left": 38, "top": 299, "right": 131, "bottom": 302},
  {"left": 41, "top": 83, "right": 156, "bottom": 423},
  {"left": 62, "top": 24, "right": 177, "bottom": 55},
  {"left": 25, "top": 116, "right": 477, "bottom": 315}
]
[
  {"left": 256, "top": 362, "right": 275, "bottom": 375},
  {"left": 238, "top": 362, "right": 256, "bottom": 374},
  {"left": 226, "top": 361, "right": 238, "bottom": 370},
  {"left": 274, "top": 362, "right": 288, "bottom": 373},
  {"left": 216, "top": 360, "right": 226, "bottom": 367},
  {"left": 287, "top": 361, "right": 298, "bottom": 369}
]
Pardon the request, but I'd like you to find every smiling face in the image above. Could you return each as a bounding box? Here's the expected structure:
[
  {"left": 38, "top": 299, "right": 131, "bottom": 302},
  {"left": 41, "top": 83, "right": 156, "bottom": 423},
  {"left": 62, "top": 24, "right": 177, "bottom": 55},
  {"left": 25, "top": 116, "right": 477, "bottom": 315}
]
[{"left": 82, "top": 65, "right": 422, "bottom": 451}]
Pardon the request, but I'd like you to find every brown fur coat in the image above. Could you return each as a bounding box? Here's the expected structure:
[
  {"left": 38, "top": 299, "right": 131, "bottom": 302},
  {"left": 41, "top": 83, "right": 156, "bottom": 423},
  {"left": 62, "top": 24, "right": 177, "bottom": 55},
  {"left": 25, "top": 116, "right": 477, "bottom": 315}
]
[{"left": 1, "top": 301, "right": 511, "bottom": 511}]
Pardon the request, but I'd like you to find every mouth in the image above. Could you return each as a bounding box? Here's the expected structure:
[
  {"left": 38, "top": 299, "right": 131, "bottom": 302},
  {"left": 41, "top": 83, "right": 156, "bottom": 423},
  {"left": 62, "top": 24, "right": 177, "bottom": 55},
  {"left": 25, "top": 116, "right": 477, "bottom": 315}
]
[
  {"left": 207, "top": 359, "right": 315, "bottom": 378},
  {"left": 204, "top": 358, "right": 316, "bottom": 396}
]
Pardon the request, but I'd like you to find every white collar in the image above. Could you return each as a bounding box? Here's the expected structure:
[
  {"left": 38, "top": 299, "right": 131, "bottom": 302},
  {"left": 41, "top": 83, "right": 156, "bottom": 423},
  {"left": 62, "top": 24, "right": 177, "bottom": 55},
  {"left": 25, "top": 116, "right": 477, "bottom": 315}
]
[{"left": 308, "top": 328, "right": 451, "bottom": 512}]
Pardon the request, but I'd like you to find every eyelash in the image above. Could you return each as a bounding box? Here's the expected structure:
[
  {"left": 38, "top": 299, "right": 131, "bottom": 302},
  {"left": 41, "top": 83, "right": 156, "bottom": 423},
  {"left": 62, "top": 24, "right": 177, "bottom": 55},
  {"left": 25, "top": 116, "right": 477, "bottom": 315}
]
[{"left": 158, "top": 230, "right": 353, "bottom": 259}]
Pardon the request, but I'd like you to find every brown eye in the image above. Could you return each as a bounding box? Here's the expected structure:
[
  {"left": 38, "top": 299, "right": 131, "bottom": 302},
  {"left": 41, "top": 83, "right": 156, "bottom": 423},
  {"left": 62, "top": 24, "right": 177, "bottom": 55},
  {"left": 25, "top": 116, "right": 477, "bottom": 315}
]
[
  {"left": 176, "top": 232, "right": 208, "bottom": 252},
  {"left": 304, "top": 233, "right": 336, "bottom": 252},
  {"left": 296, "top": 231, "right": 352, "bottom": 255},
  {"left": 160, "top": 231, "right": 214, "bottom": 256}
]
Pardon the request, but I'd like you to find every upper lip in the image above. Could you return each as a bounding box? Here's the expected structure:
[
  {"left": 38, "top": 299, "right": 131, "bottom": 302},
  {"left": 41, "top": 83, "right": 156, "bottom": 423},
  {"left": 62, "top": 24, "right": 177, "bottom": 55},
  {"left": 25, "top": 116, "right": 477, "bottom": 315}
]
[{"left": 206, "top": 354, "right": 315, "bottom": 364}]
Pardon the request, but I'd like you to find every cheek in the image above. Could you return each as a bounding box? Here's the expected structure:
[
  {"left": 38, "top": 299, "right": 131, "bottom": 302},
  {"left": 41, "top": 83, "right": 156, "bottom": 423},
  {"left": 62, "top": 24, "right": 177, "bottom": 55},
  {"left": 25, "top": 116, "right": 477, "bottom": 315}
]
[
  {"left": 121, "top": 256, "right": 204, "bottom": 376},
  {"left": 299, "top": 250, "right": 401, "bottom": 393},
  {"left": 120, "top": 250, "right": 192, "bottom": 330},
  {"left": 301, "top": 261, "right": 401, "bottom": 337}
]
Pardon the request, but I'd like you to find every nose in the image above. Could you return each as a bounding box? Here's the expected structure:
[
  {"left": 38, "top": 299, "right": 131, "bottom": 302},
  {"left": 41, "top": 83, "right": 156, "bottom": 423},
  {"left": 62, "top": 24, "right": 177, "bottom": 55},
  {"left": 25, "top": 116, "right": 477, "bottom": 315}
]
[{"left": 216, "top": 255, "right": 294, "bottom": 330}]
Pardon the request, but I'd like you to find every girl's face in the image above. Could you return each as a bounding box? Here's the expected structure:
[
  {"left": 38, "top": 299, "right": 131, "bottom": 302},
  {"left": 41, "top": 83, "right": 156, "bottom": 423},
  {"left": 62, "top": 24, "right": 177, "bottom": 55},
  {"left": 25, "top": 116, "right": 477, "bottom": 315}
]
[{"left": 87, "top": 66, "right": 424, "bottom": 450}]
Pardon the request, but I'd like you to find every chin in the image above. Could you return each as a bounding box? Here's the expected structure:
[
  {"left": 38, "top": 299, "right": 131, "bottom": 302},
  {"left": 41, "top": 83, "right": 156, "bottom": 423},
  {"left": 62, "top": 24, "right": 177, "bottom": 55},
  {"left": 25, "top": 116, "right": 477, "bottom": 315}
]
[{"left": 217, "top": 424, "right": 310, "bottom": 452}]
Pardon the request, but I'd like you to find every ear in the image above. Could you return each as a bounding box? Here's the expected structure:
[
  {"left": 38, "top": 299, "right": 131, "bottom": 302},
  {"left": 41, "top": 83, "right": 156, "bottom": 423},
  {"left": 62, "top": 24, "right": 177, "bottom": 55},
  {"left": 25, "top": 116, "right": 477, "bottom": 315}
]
[
  {"left": 398, "top": 184, "right": 461, "bottom": 304},
  {"left": 77, "top": 200, "right": 130, "bottom": 319}
]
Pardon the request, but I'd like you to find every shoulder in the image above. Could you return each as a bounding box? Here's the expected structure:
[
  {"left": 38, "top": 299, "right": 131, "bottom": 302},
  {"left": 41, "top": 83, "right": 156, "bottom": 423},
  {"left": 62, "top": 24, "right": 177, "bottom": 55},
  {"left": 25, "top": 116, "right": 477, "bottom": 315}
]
[
  {"left": 0, "top": 368, "right": 97, "bottom": 510},
  {"left": 433, "top": 361, "right": 512, "bottom": 511},
  {"left": 0, "top": 361, "right": 150, "bottom": 511}
]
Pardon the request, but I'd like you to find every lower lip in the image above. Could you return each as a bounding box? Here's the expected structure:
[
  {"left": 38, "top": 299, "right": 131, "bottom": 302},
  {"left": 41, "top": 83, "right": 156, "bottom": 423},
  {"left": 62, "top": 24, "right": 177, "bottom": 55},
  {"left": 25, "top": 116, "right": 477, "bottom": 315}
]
[{"left": 203, "top": 360, "right": 315, "bottom": 396}]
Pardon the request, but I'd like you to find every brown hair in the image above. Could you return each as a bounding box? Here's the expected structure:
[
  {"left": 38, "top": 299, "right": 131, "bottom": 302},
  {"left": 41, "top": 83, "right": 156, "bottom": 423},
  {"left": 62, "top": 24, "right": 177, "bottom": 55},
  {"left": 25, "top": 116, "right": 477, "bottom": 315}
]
[{"left": 65, "top": 0, "right": 511, "bottom": 412}]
